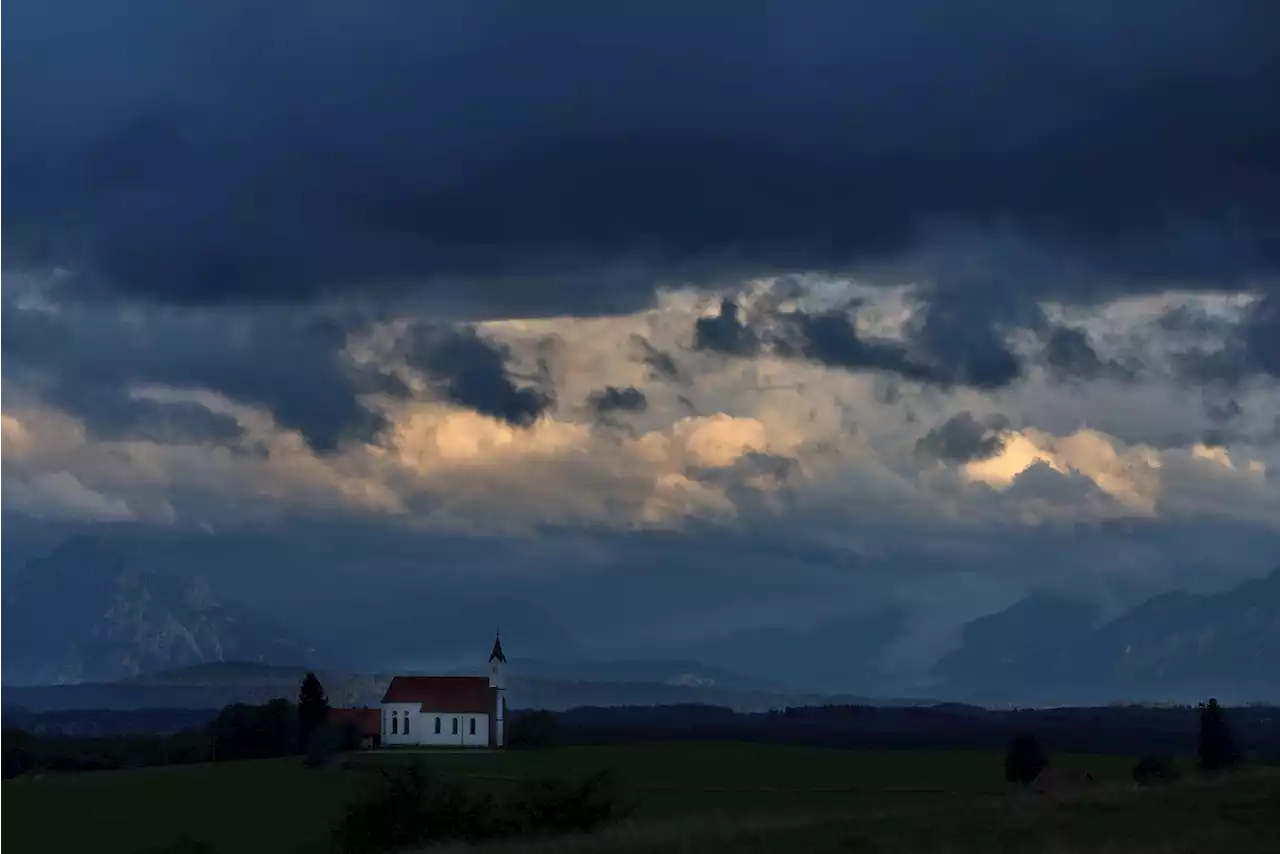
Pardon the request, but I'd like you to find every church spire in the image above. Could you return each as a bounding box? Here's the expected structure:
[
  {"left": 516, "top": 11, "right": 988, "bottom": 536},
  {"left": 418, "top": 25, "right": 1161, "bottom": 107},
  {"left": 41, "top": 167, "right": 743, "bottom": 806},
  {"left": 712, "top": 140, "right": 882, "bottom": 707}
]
[{"left": 489, "top": 631, "right": 506, "bottom": 664}]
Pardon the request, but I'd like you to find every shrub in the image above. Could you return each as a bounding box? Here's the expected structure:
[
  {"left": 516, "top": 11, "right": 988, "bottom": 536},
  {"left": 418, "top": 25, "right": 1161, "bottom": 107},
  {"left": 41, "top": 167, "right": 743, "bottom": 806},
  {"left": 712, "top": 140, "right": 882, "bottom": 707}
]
[
  {"left": 337, "top": 721, "right": 364, "bottom": 752},
  {"left": 507, "top": 709, "right": 559, "bottom": 748},
  {"left": 303, "top": 724, "right": 343, "bottom": 769},
  {"left": 1132, "top": 755, "right": 1180, "bottom": 786},
  {"left": 330, "top": 761, "right": 623, "bottom": 853},
  {"left": 2, "top": 729, "right": 37, "bottom": 779},
  {"left": 1005, "top": 735, "right": 1049, "bottom": 784},
  {"left": 503, "top": 769, "right": 624, "bottom": 834},
  {"left": 331, "top": 763, "right": 487, "bottom": 853}
]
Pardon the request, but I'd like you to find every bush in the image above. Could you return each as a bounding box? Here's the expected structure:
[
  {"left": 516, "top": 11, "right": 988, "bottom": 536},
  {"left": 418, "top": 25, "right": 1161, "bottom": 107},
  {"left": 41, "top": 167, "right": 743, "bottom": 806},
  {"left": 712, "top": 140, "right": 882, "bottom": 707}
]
[
  {"left": 1005, "top": 735, "right": 1049, "bottom": 784},
  {"left": 504, "top": 769, "right": 623, "bottom": 834},
  {"left": 303, "top": 725, "right": 343, "bottom": 769},
  {"left": 2, "top": 729, "right": 37, "bottom": 779},
  {"left": 210, "top": 699, "right": 297, "bottom": 761},
  {"left": 337, "top": 721, "right": 364, "bottom": 752},
  {"left": 1132, "top": 755, "right": 1180, "bottom": 786},
  {"left": 507, "top": 709, "right": 559, "bottom": 748},
  {"left": 330, "top": 761, "right": 623, "bottom": 853},
  {"left": 331, "top": 764, "right": 486, "bottom": 853}
]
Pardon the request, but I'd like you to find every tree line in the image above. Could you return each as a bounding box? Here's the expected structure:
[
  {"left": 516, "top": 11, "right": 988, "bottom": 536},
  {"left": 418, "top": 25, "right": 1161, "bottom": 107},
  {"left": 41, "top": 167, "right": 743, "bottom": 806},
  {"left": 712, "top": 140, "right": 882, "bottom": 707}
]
[
  {"left": 3, "top": 672, "right": 342, "bottom": 777},
  {"left": 3, "top": 670, "right": 563, "bottom": 778},
  {"left": 5, "top": 683, "right": 1273, "bottom": 779},
  {"left": 1004, "top": 698, "right": 1250, "bottom": 787}
]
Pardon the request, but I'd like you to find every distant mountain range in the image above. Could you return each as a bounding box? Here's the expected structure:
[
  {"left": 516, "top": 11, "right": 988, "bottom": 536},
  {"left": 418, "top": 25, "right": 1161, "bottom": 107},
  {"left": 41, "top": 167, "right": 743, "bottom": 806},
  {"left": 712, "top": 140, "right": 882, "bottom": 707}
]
[
  {"left": 1, "top": 536, "right": 317, "bottom": 685},
  {"left": 2, "top": 535, "right": 1275, "bottom": 707},
  {"left": 935, "top": 567, "right": 1280, "bottom": 705},
  {"left": 675, "top": 605, "right": 913, "bottom": 695},
  {"left": 0, "top": 660, "right": 904, "bottom": 713}
]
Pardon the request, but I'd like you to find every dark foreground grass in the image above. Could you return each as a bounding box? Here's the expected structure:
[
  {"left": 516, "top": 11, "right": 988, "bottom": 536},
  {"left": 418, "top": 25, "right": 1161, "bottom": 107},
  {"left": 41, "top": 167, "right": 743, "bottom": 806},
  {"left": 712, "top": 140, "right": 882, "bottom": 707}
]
[
  {"left": 425, "top": 769, "right": 1280, "bottom": 854},
  {"left": 4, "top": 743, "right": 1274, "bottom": 854}
]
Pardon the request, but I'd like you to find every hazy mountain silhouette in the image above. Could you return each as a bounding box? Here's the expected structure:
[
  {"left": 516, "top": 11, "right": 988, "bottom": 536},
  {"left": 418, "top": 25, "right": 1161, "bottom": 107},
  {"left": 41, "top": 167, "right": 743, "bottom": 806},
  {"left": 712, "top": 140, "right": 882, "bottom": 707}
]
[
  {"left": 0, "top": 659, "right": 902, "bottom": 713},
  {"left": 937, "top": 567, "right": 1279, "bottom": 704},
  {"left": 465, "top": 658, "right": 790, "bottom": 692},
  {"left": 681, "top": 606, "right": 913, "bottom": 694},
  {"left": 1, "top": 536, "right": 317, "bottom": 685},
  {"left": 934, "top": 596, "right": 1102, "bottom": 697}
]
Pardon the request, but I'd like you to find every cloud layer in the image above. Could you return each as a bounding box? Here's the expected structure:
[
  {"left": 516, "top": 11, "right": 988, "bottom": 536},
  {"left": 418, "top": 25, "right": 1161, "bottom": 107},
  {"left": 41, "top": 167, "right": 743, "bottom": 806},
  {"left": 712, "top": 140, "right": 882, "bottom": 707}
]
[
  {"left": 4, "top": 4, "right": 1279, "bottom": 679},
  {"left": 4, "top": 1, "right": 1277, "bottom": 315}
]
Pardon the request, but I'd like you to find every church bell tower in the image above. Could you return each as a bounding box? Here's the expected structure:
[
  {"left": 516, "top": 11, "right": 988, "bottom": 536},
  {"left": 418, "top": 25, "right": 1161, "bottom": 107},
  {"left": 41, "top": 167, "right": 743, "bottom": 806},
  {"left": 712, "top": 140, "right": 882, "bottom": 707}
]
[{"left": 488, "top": 632, "right": 507, "bottom": 746}]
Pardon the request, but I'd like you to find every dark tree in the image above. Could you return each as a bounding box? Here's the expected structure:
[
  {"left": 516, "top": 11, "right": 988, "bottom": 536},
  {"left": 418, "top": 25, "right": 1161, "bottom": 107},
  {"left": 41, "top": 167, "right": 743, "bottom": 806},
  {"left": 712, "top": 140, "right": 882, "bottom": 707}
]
[
  {"left": 1198, "top": 698, "right": 1240, "bottom": 773},
  {"left": 297, "top": 672, "right": 330, "bottom": 754},
  {"left": 1004, "top": 734, "right": 1049, "bottom": 784},
  {"left": 303, "top": 724, "right": 343, "bottom": 769},
  {"left": 507, "top": 710, "right": 559, "bottom": 748},
  {"left": 210, "top": 699, "right": 296, "bottom": 761}
]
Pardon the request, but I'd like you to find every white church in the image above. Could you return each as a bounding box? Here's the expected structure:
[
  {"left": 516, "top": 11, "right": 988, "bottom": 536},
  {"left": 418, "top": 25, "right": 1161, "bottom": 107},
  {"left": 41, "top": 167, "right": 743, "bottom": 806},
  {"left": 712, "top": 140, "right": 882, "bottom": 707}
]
[{"left": 374, "top": 634, "right": 509, "bottom": 748}]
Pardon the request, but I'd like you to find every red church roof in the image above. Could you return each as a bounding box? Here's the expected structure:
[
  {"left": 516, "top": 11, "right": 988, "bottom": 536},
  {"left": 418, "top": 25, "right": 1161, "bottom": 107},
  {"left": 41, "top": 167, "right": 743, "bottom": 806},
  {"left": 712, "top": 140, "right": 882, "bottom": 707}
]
[
  {"left": 327, "top": 707, "right": 381, "bottom": 737},
  {"left": 381, "top": 676, "right": 496, "bottom": 713}
]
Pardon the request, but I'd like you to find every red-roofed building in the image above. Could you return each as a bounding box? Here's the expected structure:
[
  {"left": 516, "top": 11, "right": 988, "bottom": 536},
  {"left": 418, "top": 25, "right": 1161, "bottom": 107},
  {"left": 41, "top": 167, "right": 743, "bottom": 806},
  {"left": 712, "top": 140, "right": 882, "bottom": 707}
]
[
  {"left": 327, "top": 707, "right": 382, "bottom": 749},
  {"left": 379, "top": 634, "right": 508, "bottom": 747}
]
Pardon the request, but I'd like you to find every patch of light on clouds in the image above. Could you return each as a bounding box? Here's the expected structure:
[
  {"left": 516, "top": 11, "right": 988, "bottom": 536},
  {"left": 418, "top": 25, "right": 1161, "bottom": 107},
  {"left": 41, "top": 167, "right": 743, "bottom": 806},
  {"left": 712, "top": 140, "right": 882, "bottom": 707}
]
[{"left": 4, "top": 277, "right": 1280, "bottom": 548}]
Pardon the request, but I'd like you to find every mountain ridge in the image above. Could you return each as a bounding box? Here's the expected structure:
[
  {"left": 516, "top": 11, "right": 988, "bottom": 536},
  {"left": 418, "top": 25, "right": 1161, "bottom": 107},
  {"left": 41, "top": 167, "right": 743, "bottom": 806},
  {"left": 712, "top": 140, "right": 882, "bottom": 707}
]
[
  {"left": 1, "top": 536, "right": 318, "bottom": 685},
  {"left": 0, "top": 660, "right": 911, "bottom": 713},
  {"left": 935, "top": 566, "right": 1279, "bottom": 705}
]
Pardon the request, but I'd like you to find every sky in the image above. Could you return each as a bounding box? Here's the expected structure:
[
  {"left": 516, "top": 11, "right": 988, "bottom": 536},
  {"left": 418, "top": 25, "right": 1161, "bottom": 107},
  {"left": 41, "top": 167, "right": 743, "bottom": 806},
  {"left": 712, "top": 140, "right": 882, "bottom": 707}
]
[{"left": 3, "top": 1, "right": 1279, "bottom": 687}]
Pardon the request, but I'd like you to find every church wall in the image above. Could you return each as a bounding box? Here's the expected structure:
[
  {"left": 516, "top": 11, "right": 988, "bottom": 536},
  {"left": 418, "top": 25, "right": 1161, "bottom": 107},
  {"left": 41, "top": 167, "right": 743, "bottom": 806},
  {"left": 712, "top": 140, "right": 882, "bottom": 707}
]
[
  {"left": 381, "top": 702, "right": 422, "bottom": 746},
  {"left": 417, "top": 711, "right": 491, "bottom": 746},
  {"left": 380, "top": 703, "right": 492, "bottom": 747}
]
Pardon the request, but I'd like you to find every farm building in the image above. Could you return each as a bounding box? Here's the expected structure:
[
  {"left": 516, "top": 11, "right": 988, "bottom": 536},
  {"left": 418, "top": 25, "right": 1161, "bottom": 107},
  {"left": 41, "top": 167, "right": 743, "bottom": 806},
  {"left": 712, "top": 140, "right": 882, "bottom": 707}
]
[{"left": 326, "top": 707, "right": 381, "bottom": 749}]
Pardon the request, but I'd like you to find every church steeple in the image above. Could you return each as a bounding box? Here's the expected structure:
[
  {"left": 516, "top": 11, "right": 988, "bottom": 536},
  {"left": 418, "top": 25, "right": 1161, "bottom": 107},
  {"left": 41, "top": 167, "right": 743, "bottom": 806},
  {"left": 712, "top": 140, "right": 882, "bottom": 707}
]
[
  {"left": 487, "top": 632, "right": 506, "bottom": 695},
  {"left": 486, "top": 632, "right": 507, "bottom": 747}
]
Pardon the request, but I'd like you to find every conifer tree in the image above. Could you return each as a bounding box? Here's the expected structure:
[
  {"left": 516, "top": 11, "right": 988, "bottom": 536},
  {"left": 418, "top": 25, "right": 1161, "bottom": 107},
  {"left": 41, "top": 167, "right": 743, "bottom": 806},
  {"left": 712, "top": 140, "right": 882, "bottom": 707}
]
[
  {"left": 297, "top": 672, "right": 330, "bottom": 753},
  {"left": 1198, "top": 698, "right": 1239, "bottom": 773}
]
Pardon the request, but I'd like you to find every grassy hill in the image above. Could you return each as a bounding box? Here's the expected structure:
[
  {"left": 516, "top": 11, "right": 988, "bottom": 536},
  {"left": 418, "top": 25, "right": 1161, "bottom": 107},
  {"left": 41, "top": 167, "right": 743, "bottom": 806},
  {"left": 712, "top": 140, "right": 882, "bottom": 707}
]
[{"left": 6, "top": 743, "right": 1278, "bottom": 854}]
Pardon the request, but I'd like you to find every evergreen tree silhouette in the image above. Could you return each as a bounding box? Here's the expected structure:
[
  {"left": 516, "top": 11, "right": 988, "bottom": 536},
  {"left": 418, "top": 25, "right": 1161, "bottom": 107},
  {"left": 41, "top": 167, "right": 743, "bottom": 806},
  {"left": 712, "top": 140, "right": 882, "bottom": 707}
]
[
  {"left": 297, "top": 672, "right": 330, "bottom": 754},
  {"left": 1198, "top": 698, "right": 1240, "bottom": 773}
]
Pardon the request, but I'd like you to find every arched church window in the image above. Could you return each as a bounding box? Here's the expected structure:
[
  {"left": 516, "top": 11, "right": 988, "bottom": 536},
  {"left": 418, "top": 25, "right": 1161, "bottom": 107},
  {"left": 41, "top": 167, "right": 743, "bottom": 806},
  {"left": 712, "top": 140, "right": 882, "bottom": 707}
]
[
  {"left": 391, "top": 712, "right": 398, "bottom": 735},
  {"left": 434, "top": 717, "right": 442, "bottom": 734},
  {"left": 452, "top": 717, "right": 458, "bottom": 735},
  {"left": 404, "top": 714, "right": 410, "bottom": 735},
  {"left": 469, "top": 718, "right": 476, "bottom": 736}
]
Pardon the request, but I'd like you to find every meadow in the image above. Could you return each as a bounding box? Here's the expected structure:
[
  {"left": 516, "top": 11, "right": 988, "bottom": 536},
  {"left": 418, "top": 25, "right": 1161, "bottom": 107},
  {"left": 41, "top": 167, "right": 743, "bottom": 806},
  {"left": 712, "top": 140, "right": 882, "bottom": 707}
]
[{"left": 5, "top": 742, "right": 1277, "bottom": 854}]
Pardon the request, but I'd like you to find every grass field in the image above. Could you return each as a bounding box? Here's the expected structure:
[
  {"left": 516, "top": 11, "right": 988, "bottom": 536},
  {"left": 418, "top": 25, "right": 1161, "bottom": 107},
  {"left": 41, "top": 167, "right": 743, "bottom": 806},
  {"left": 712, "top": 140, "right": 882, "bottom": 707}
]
[{"left": 5, "top": 743, "right": 1277, "bottom": 854}]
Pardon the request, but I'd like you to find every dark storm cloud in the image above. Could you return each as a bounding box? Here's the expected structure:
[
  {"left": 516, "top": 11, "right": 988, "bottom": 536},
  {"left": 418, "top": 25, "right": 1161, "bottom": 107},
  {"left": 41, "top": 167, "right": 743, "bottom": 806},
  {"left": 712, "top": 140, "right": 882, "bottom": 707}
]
[
  {"left": 588, "top": 386, "right": 648, "bottom": 416},
  {"left": 3, "top": 0, "right": 1277, "bottom": 316},
  {"left": 906, "top": 296, "right": 1024, "bottom": 390},
  {"left": 915, "top": 412, "right": 1009, "bottom": 463},
  {"left": 693, "top": 299, "right": 761, "bottom": 357},
  {"left": 764, "top": 303, "right": 1024, "bottom": 390},
  {"left": 629, "top": 335, "right": 682, "bottom": 383},
  {"left": 0, "top": 298, "right": 387, "bottom": 451},
  {"left": 1041, "top": 326, "right": 1135, "bottom": 382},
  {"left": 784, "top": 310, "right": 933, "bottom": 380},
  {"left": 406, "top": 328, "right": 551, "bottom": 427},
  {"left": 1175, "top": 295, "right": 1280, "bottom": 385},
  {"left": 66, "top": 394, "right": 245, "bottom": 444}
]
